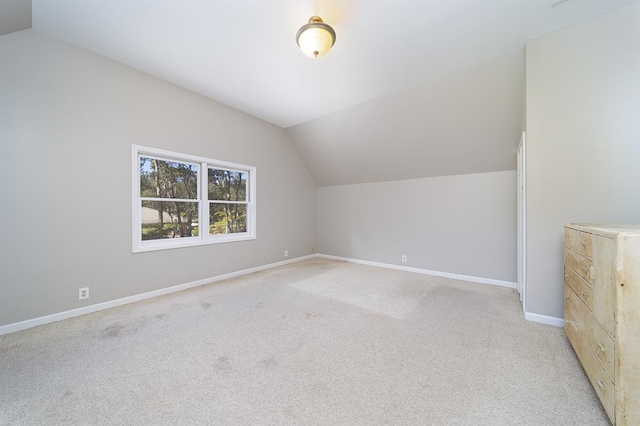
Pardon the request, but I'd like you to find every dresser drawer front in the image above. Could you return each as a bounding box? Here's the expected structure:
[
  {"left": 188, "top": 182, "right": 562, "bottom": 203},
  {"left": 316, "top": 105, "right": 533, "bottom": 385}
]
[
  {"left": 564, "top": 264, "right": 594, "bottom": 311},
  {"left": 565, "top": 227, "right": 593, "bottom": 259},
  {"left": 564, "top": 284, "right": 615, "bottom": 381},
  {"left": 565, "top": 314, "right": 615, "bottom": 423},
  {"left": 564, "top": 247, "right": 595, "bottom": 285}
]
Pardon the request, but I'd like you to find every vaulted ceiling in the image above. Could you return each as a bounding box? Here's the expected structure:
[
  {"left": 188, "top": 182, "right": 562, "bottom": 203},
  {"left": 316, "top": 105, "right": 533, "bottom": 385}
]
[{"left": 2, "top": 0, "right": 635, "bottom": 185}]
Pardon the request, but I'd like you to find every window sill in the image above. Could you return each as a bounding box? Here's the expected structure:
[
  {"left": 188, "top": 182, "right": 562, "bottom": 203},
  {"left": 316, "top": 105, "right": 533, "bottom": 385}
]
[{"left": 133, "top": 234, "right": 256, "bottom": 253}]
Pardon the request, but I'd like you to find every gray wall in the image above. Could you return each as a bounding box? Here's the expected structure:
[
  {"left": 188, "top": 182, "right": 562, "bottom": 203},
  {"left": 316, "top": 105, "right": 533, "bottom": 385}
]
[
  {"left": 0, "top": 0, "right": 31, "bottom": 36},
  {"left": 525, "top": 2, "right": 640, "bottom": 319},
  {"left": 317, "top": 171, "right": 517, "bottom": 282},
  {"left": 0, "top": 30, "right": 317, "bottom": 326}
]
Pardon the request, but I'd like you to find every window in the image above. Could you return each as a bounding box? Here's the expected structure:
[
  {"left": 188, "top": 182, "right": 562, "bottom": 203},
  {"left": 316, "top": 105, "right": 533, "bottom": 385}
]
[{"left": 132, "top": 145, "right": 256, "bottom": 252}]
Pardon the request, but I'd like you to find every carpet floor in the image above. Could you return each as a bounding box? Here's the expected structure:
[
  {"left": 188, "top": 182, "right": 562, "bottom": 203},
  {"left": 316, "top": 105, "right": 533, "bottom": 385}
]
[{"left": 0, "top": 258, "right": 609, "bottom": 425}]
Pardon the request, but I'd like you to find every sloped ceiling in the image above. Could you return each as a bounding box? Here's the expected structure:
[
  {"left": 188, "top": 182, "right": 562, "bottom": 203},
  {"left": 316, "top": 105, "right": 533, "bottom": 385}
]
[
  {"left": 7, "top": 0, "right": 636, "bottom": 185},
  {"left": 288, "top": 50, "right": 524, "bottom": 186}
]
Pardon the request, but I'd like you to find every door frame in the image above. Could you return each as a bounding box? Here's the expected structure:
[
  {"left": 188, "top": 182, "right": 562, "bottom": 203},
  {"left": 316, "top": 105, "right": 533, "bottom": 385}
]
[{"left": 517, "top": 131, "right": 527, "bottom": 313}]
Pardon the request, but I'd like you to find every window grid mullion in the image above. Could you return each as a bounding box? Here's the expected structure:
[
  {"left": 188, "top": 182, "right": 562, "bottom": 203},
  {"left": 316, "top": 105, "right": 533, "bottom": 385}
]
[
  {"left": 201, "top": 162, "right": 209, "bottom": 239},
  {"left": 140, "top": 197, "right": 199, "bottom": 203},
  {"left": 208, "top": 200, "right": 248, "bottom": 205}
]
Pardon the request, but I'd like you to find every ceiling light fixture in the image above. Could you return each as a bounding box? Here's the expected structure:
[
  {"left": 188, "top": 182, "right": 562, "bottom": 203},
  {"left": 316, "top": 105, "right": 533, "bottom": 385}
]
[{"left": 296, "top": 16, "right": 336, "bottom": 58}]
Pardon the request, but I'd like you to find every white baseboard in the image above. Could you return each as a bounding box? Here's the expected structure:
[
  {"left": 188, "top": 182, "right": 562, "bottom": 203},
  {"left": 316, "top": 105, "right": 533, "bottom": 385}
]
[
  {"left": 316, "top": 254, "right": 518, "bottom": 289},
  {"left": 317, "top": 254, "right": 567, "bottom": 327},
  {"left": 524, "top": 312, "right": 565, "bottom": 327},
  {"left": 1, "top": 253, "right": 562, "bottom": 335},
  {"left": 0, "top": 254, "right": 316, "bottom": 336}
]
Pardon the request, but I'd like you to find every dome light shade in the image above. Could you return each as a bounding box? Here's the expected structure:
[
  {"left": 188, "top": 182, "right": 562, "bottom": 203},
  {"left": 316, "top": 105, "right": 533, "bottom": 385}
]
[{"left": 296, "top": 16, "right": 336, "bottom": 58}]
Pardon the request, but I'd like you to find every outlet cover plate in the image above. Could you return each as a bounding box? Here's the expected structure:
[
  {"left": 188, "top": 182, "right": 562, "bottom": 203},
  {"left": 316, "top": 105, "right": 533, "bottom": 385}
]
[{"left": 79, "top": 287, "right": 89, "bottom": 300}]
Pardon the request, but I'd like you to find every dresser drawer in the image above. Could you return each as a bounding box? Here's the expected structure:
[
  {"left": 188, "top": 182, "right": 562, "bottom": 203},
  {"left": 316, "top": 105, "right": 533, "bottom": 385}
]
[
  {"left": 564, "top": 247, "right": 595, "bottom": 285},
  {"left": 565, "top": 227, "right": 593, "bottom": 259},
  {"left": 564, "top": 264, "right": 594, "bottom": 311},
  {"left": 564, "top": 284, "right": 615, "bottom": 381},
  {"left": 565, "top": 313, "right": 615, "bottom": 423}
]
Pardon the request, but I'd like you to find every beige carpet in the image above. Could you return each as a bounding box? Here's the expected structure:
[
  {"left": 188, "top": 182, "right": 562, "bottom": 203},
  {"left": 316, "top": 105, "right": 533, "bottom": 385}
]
[{"left": 0, "top": 258, "right": 609, "bottom": 425}]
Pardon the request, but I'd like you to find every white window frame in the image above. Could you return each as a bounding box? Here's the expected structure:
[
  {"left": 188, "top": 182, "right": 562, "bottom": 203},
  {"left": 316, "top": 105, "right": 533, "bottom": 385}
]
[{"left": 132, "top": 145, "right": 256, "bottom": 253}]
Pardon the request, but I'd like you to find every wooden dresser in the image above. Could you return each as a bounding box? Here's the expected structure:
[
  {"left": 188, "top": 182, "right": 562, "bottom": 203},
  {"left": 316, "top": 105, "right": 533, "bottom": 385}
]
[{"left": 563, "top": 224, "right": 640, "bottom": 425}]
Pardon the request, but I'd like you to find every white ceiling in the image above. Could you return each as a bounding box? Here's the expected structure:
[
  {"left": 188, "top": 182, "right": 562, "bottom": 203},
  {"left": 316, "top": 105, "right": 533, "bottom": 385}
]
[
  {"left": 14, "top": 0, "right": 637, "bottom": 185},
  {"left": 30, "top": 0, "right": 634, "bottom": 128}
]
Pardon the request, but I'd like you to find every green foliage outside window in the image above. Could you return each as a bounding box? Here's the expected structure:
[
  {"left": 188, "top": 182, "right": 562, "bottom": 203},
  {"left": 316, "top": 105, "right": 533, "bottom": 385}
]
[
  {"left": 140, "top": 157, "right": 199, "bottom": 240},
  {"left": 139, "top": 158, "right": 249, "bottom": 241},
  {"left": 208, "top": 168, "right": 248, "bottom": 235}
]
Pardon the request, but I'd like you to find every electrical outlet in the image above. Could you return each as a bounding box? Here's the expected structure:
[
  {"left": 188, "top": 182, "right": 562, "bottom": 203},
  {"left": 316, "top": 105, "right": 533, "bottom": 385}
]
[
  {"left": 284, "top": 250, "right": 289, "bottom": 257},
  {"left": 402, "top": 255, "right": 407, "bottom": 263},
  {"left": 79, "top": 287, "right": 89, "bottom": 300}
]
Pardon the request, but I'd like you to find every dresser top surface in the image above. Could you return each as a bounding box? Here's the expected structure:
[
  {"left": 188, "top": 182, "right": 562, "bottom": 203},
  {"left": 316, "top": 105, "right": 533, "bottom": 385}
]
[{"left": 566, "top": 223, "right": 640, "bottom": 237}]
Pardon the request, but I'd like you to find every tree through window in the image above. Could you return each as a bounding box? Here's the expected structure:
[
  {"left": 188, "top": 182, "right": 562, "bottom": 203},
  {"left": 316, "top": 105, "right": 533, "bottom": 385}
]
[
  {"left": 140, "top": 157, "right": 200, "bottom": 240},
  {"left": 208, "top": 168, "right": 248, "bottom": 235}
]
